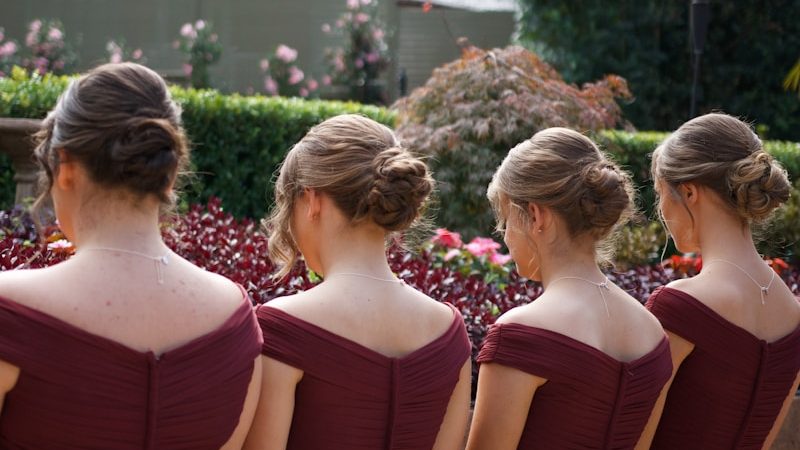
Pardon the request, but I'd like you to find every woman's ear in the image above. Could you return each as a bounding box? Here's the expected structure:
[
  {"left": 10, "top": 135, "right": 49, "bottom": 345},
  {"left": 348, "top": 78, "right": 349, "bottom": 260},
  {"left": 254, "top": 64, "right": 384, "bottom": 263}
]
[
  {"left": 680, "top": 182, "right": 699, "bottom": 206},
  {"left": 304, "top": 188, "right": 322, "bottom": 220},
  {"left": 54, "top": 148, "right": 77, "bottom": 191},
  {"left": 527, "top": 202, "right": 544, "bottom": 233}
]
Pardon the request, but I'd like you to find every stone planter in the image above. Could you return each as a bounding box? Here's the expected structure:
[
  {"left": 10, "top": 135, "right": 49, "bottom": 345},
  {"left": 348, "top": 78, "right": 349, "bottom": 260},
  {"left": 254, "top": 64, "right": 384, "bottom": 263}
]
[
  {"left": 0, "top": 118, "right": 42, "bottom": 204},
  {"left": 772, "top": 394, "right": 800, "bottom": 450}
]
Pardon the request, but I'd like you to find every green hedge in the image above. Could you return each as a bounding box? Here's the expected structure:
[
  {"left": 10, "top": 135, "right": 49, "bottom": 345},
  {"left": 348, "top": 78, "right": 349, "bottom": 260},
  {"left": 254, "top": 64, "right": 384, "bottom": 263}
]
[
  {"left": 1, "top": 69, "right": 799, "bottom": 257},
  {"left": 0, "top": 69, "right": 395, "bottom": 218}
]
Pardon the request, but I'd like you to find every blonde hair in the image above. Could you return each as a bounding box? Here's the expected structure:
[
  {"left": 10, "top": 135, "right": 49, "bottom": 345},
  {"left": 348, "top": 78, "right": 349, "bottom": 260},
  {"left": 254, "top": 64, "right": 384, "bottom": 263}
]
[
  {"left": 652, "top": 113, "right": 790, "bottom": 224},
  {"left": 488, "top": 127, "right": 635, "bottom": 260},
  {"left": 265, "top": 114, "right": 434, "bottom": 278}
]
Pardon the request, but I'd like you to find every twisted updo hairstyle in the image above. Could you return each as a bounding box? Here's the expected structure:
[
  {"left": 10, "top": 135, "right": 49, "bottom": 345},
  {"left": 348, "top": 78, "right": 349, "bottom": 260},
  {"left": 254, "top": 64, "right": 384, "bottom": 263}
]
[
  {"left": 265, "top": 114, "right": 434, "bottom": 277},
  {"left": 33, "top": 62, "right": 188, "bottom": 211},
  {"left": 488, "top": 127, "right": 635, "bottom": 255},
  {"left": 652, "top": 113, "right": 790, "bottom": 224}
]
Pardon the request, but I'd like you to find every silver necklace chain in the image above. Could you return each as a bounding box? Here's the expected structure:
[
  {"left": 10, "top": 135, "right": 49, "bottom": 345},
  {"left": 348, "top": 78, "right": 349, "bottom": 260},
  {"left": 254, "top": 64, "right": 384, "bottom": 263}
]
[
  {"left": 324, "top": 272, "right": 405, "bottom": 285},
  {"left": 704, "top": 258, "right": 776, "bottom": 305},
  {"left": 79, "top": 247, "right": 170, "bottom": 284},
  {"left": 547, "top": 276, "right": 612, "bottom": 318}
]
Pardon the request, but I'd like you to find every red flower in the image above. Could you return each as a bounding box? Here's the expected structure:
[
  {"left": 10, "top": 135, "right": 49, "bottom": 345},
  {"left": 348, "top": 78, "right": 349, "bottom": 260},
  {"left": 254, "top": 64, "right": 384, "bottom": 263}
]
[
  {"left": 422, "top": 1, "right": 433, "bottom": 13},
  {"left": 432, "top": 228, "right": 463, "bottom": 248}
]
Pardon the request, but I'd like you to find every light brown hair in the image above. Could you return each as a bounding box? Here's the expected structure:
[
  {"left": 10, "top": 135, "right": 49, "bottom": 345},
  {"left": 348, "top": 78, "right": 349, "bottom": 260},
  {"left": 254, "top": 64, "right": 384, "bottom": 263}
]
[
  {"left": 33, "top": 62, "right": 189, "bottom": 213},
  {"left": 265, "top": 114, "right": 434, "bottom": 277},
  {"left": 651, "top": 113, "right": 790, "bottom": 224},
  {"left": 488, "top": 127, "right": 635, "bottom": 258}
]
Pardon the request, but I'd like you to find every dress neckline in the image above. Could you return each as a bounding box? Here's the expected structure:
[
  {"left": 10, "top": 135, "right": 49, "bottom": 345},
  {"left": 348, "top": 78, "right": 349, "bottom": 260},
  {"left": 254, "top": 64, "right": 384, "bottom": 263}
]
[
  {"left": 0, "top": 284, "right": 253, "bottom": 361},
  {"left": 656, "top": 286, "right": 800, "bottom": 346},
  {"left": 491, "top": 321, "right": 670, "bottom": 366},
  {"left": 258, "top": 303, "right": 462, "bottom": 362}
]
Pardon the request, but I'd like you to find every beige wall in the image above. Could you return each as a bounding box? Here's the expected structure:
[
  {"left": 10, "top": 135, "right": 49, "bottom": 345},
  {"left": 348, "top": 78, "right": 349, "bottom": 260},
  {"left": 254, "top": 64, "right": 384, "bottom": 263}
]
[{"left": 0, "top": 1, "right": 512, "bottom": 100}]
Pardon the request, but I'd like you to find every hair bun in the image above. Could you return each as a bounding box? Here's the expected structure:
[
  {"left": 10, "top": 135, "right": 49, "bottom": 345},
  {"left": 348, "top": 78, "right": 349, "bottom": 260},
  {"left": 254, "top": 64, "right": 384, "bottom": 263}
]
[
  {"left": 578, "top": 161, "right": 634, "bottom": 236},
  {"left": 728, "top": 151, "right": 791, "bottom": 222},
  {"left": 108, "top": 117, "right": 183, "bottom": 201},
  {"left": 366, "top": 147, "right": 433, "bottom": 231}
]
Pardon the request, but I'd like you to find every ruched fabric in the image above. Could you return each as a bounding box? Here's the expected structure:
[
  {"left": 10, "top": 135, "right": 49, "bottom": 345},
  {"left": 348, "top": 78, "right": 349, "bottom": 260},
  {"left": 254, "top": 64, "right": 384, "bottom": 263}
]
[
  {"left": 0, "top": 292, "right": 262, "bottom": 450},
  {"left": 477, "top": 323, "right": 672, "bottom": 449},
  {"left": 646, "top": 286, "right": 800, "bottom": 450},
  {"left": 256, "top": 303, "right": 471, "bottom": 450}
]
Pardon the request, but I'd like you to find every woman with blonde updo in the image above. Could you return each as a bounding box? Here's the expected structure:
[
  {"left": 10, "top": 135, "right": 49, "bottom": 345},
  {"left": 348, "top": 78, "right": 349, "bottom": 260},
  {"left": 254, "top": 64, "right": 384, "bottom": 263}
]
[
  {"left": 466, "top": 128, "right": 671, "bottom": 450},
  {"left": 245, "top": 114, "right": 471, "bottom": 450},
  {"left": 0, "top": 63, "right": 262, "bottom": 448},
  {"left": 641, "top": 113, "right": 800, "bottom": 449}
]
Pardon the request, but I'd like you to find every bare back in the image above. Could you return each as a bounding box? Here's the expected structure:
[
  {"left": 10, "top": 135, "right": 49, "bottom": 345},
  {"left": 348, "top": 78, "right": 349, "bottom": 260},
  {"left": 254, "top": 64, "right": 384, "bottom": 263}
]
[
  {"left": 266, "top": 278, "right": 456, "bottom": 357},
  {"left": 499, "top": 282, "right": 666, "bottom": 362},
  {"left": 668, "top": 267, "right": 800, "bottom": 343},
  {"left": 0, "top": 251, "right": 246, "bottom": 354}
]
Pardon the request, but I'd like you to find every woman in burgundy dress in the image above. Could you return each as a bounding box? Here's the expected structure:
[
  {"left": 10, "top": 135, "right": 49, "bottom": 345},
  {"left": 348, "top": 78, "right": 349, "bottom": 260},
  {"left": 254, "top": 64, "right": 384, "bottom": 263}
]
[
  {"left": 467, "top": 128, "right": 672, "bottom": 450},
  {"left": 640, "top": 113, "right": 800, "bottom": 449},
  {"left": 0, "top": 63, "right": 262, "bottom": 449},
  {"left": 245, "top": 114, "right": 471, "bottom": 450}
]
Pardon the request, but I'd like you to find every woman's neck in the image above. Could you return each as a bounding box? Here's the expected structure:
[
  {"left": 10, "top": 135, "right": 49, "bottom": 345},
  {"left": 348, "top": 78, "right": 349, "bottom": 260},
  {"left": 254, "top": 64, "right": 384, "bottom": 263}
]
[
  {"left": 317, "top": 225, "right": 394, "bottom": 279},
  {"left": 70, "top": 199, "right": 166, "bottom": 254}
]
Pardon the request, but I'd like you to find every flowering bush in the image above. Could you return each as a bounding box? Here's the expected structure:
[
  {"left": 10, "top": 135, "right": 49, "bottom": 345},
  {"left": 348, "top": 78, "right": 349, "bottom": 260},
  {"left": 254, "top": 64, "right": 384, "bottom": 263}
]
[
  {"left": 259, "top": 44, "right": 318, "bottom": 98},
  {"left": 105, "top": 39, "right": 144, "bottom": 64},
  {"left": 2, "top": 202, "right": 799, "bottom": 391},
  {"left": 0, "top": 28, "right": 19, "bottom": 78},
  {"left": 322, "top": 0, "right": 391, "bottom": 103},
  {"left": 173, "top": 20, "right": 222, "bottom": 89},
  {"left": 21, "top": 19, "right": 77, "bottom": 76}
]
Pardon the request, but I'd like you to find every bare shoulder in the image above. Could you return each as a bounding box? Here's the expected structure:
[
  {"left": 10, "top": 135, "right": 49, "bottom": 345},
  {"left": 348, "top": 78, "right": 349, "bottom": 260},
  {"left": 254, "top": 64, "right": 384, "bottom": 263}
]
[
  {"left": 0, "top": 264, "right": 66, "bottom": 308},
  {"left": 257, "top": 286, "right": 319, "bottom": 316},
  {"left": 494, "top": 298, "right": 550, "bottom": 328}
]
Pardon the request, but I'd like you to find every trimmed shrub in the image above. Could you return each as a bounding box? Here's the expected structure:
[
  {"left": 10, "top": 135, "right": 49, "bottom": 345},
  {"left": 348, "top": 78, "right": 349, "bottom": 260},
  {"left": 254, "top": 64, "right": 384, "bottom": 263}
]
[
  {"left": 393, "top": 45, "right": 632, "bottom": 238},
  {"left": 0, "top": 69, "right": 395, "bottom": 218}
]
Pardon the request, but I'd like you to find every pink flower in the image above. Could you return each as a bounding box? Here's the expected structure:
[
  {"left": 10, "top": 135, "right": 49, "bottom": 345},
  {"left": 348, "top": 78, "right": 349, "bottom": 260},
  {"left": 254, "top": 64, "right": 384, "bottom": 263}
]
[
  {"left": 25, "top": 31, "right": 37, "bottom": 47},
  {"left": 444, "top": 248, "right": 461, "bottom": 261},
  {"left": 195, "top": 20, "right": 206, "bottom": 30},
  {"left": 47, "top": 239, "right": 73, "bottom": 251},
  {"left": 433, "top": 228, "right": 463, "bottom": 248},
  {"left": 489, "top": 252, "right": 512, "bottom": 265},
  {"left": 373, "top": 28, "right": 385, "bottom": 40},
  {"left": 132, "top": 49, "right": 143, "bottom": 60},
  {"left": 110, "top": 52, "right": 122, "bottom": 63},
  {"left": 334, "top": 54, "right": 345, "bottom": 71},
  {"left": 321, "top": 23, "right": 331, "bottom": 33},
  {"left": 288, "top": 66, "right": 304, "bottom": 85},
  {"left": 182, "top": 63, "right": 193, "bottom": 76},
  {"left": 465, "top": 237, "right": 501, "bottom": 257},
  {"left": 365, "top": 52, "right": 380, "bottom": 64},
  {"left": 259, "top": 58, "right": 270, "bottom": 72},
  {"left": 29, "top": 20, "right": 42, "bottom": 33},
  {"left": 355, "top": 13, "right": 370, "bottom": 24},
  {"left": 347, "top": 0, "right": 359, "bottom": 9},
  {"left": 47, "top": 27, "right": 62, "bottom": 41},
  {"left": 354, "top": 58, "right": 364, "bottom": 69},
  {"left": 299, "top": 87, "right": 309, "bottom": 97},
  {"left": 275, "top": 44, "right": 298, "bottom": 63},
  {"left": 322, "top": 75, "right": 332, "bottom": 85},
  {"left": 264, "top": 76, "right": 278, "bottom": 95},
  {"left": 0, "top": 42, "right": 17, "bottom": 58},
  {"left": 306, "top": 78, "right": 318, "bottom": 91},
  {"left": 180, "top": 23, "right": 196, "bottom": 39}
]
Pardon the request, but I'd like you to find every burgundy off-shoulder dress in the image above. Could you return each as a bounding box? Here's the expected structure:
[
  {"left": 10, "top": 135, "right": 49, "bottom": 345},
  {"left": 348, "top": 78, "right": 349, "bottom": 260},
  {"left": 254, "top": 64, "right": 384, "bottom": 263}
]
[
  {"left": 256, "top": 303, "right": 471, "bottom": 450},
  {"left": 477, "top": 323, "right": 672, "bottom": 449},
  {"left": 0, "top": 292, "right": 262, "bottom": 450},
  {"left": 646, "top": 286, "right": 800, "bottom": 450}
]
